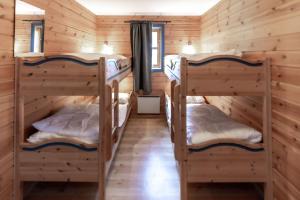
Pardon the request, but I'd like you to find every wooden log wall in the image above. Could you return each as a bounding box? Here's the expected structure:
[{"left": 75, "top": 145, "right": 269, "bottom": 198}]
[
  {"left": 96, "top": 16, "right": 201, "bottom": 56},
  {"left": 24, "top": 0, "right": 97, "bottom": 54},
  {"left": 0, "top": 0, "right": 14, "bottom": 199},
  {"left": 199, "top": 0, "right": 300, "bottom": 199}
]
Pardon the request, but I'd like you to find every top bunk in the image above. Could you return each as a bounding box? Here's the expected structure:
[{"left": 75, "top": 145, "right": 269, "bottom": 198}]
[
  {"left": 17, "top": 53, "right": 132, "bottom": 96},
  {"left": 164, "top": 53, "right": 270, "bottom": 96}
]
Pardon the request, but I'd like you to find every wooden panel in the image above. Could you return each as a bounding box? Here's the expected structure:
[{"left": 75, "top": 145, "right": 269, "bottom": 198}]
[
  {"left": 200, "top": 0, "right": 300, "bottom": 199},
  {"left": 14, "top": 15, "right": 44, "bottom": 54},
  {"left": 187, "top": 61, "right": 265, "bottom": 96},
  {"left": 19, "top": 60, "right": 99, "bottom": 96},
  {"left": 24, "top": 0, "right": 97, "bottom": 54},
  {"left": 187, "top": 146, "right": 266, "bottom": 183},
  {"left": 19, "top": 147, "right": 98, "bottom": 182},
  {"left": 96, "top": 16, "right": 201, "bottom": 56},
  {"left": 0, "top": 0, "right": 14, "bottom": 199}
]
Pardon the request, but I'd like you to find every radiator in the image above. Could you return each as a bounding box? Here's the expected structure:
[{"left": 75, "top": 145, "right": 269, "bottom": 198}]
[{"left": 137, "top": 96, "right": 160, "bottom": 114}]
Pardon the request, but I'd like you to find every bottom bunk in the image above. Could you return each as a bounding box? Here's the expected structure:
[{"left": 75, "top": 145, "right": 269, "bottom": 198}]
[
  {"left": 165, "top": 93, "right": 267, "bottom": 183},
  {"left": 185, "top": 102, "right": 266, "bottom": 183},
  {"left": 18, "top": 93, "right": 132, "bottom": 182}
]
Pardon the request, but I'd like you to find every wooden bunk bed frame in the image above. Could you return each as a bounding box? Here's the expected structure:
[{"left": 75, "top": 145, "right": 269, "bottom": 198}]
[
  {"left": 14, "top": 54, "right": 132, "bottom": 200},
  {"left": 164, "top": 55, "right": 272, "bottom": 200}
]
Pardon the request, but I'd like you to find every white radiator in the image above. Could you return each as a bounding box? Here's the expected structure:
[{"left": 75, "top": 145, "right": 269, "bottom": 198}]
[{"left": 137, "top": 96, "right": 160, "bottom": 114}]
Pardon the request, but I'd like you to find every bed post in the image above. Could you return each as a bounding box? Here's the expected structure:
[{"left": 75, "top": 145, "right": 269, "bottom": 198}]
[
  {"left": 180, "top": 57, "right": 188, "bottom": 200},
  {"left": 263, "top": 58, "right": 273, "bottom": 200},
  {"left": 113, "top": 80, "right": 119, "bottom": 142},
  {"left": 170, "top": 80, "right": 176, "bottom": 143},
  {"left": 180, "top": 57, "right": 188, "bottom": 159},
  {"left": 14, "top": 58, "right": 24, "bottom": 200},
  {"left": 105, "top": 85, "right": 113, "bottom": 161},
  {"left": 98, "top": 57, "right": 106, "bottom": 200},
  {"left": 174, "top": 84, "right": 180, "bottom": 161}
]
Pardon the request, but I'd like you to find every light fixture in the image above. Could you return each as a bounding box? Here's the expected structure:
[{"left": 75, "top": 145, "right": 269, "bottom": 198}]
[
  {"left": 182, "top": 41, "right": 196, "bottom": 55},
  {"left": 101, "top": 41, "right": 114, "bottom": 55},
  {"left": 81, "top": 46, "right": 95, "bottom": 53}
]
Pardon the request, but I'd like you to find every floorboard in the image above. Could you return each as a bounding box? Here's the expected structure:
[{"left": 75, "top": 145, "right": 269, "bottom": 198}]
[{"left": 24, "top": 116, "right": 262, "bottom": 200}]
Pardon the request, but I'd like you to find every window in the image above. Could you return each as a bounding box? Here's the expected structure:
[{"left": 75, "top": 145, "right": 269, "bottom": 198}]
[
  {"left": 152, "top": 24, "right": 164, "bottom": 71},
  {"left": 31, "top": 21, "right": 44, "bottom": 53}
]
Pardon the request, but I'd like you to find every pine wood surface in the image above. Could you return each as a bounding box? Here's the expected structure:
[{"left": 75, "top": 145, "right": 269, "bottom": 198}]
[
  {"left": 199, "top": 1, "right": 300, "bottom": 199},
  {"left": 0, "top": 0, "right": 15, "bottom": 199}
]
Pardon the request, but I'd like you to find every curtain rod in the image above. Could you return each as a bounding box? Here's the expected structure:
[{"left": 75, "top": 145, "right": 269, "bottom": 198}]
[
  {"left": 124, "top": 20, "right": 171, "bottom": 24},
  {"left": 22, "top": 19, "right": 44, "bottom": 22}
]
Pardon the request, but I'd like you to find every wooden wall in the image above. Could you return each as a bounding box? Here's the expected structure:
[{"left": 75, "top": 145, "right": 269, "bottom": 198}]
[
  {"left": 199, "top": 0, "right": 300, "bottom": 199},
  {"left": 0, "top": 0, "right": 14, "bottom": 199},
  {"left": 97, "top": 16, "right": 201, "bottom": 109},
  {"left": 23, "top": 0, "right": 97, "bottom": 54},
  {"left": 14, "top": 15, "right": 44, "bottom": 54},
  {"left": 96, "top": 16, "right": 201, "bottom": 56},
  {"left": 96, "top": 15, "right": 202, "bottom": 93}
]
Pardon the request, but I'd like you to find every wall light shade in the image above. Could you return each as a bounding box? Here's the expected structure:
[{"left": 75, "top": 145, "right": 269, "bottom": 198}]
[
  {"left": 81, "top": 46, "right": 95, "bottom": 53},
  {"left": 101, "top": 41, "right": 114, "bottom": 55},
  {"left": 182, "top": 41, "right": 196, "bottom": 55}
]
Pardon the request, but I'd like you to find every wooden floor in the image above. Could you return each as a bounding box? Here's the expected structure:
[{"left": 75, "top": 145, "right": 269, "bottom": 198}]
[{"left": 25, "top": 116, "right": 262, "bottom": 200}]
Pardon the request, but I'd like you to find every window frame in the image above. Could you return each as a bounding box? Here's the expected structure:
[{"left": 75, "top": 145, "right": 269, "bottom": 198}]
[{"left": 151, "top": 24, "right": 165, "bottom": 72}]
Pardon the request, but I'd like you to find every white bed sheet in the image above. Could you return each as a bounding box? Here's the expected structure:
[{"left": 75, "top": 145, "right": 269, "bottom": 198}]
[
  {"left": 28, "top": 103, "right": 129, "bottom": 144},
  {"left": 186, "top": 104, "right": 262, "bottom": 145},
  {"left": 165, "top": 94, "right": 172, "bottom": 128}
]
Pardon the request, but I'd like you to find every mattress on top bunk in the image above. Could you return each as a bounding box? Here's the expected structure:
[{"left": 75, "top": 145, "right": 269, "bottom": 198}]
[
  {"left": 28, "top": 103, "right": 129, "bottom": 144},
  {"left": 186, "top": 104, "right": 262, "bottom": 145},
  {"left": 64, "top": 53, "right": 130, "bottom": 70},
  {"left": 165, "top": 94, "right": 172, "bottom": 128},
  {"left": 164, "top": 49, "right": 243, "bottom": 69}
]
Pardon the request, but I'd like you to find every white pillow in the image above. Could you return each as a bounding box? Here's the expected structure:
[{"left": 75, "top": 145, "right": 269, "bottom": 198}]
[
  {"left": 94, "top": 93, "right": 130, "bottom": 104},
  {"left": 186, "top": 96, "right": 206, "bottom": 104},
  {"left": 118, "top": 93, "right": 130, "bottom": 104}
]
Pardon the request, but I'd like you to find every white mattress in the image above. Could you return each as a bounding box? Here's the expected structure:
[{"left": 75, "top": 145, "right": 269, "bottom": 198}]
[
  {"left": 165, "top": 94, "right": 171, "bottom": 128},
  {"left": 28, "top": 103, "right": 129, "bottom": 144},
  {"left": 186, "top": 104, "right": 262, "bottom": 145},
  {"left": 118, "top": 103, "right": 128, "bottom": 127}
]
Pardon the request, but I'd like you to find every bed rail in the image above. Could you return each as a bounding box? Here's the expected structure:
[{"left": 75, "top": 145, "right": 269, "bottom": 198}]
[
  {"left": 165, "top": 55, "right": 266, "bottom": 96},
  {"left": 18, "top": 55, "right": 131, "bottom": 96}
]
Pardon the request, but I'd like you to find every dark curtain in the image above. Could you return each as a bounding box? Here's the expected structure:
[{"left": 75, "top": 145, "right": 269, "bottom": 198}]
[{"left": 130, "top": 22, "right": 152, "bottom": 94}]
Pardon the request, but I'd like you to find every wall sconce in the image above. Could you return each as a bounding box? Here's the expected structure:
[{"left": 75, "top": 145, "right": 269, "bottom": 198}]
[
  {"left": 81, "top": 46, "right": 95, "bottom": 53},
  {"left": 101, "top": 41, "right": 114, "bottom": 55},
  {"left": 182, "top": 41, "right": 196, "bottom": 55}
]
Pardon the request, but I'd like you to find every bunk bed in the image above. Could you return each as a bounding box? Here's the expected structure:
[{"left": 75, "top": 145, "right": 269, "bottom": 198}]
[
  {"left": 15, "top": 53, "right": 132, "bottom": 200},
  {"left": 164, "top": 54, "right": 272, "bottom": 200}
]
